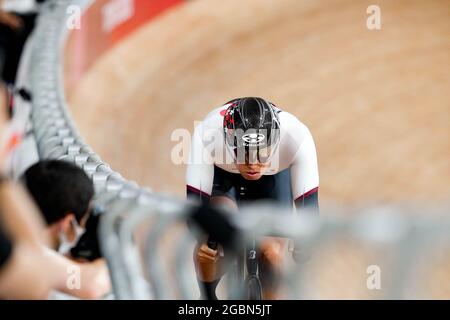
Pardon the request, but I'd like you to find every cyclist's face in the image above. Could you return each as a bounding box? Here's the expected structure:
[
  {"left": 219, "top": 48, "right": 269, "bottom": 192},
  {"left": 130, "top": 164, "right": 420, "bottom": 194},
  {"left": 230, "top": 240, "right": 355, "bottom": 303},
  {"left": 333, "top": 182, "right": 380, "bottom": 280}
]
[{"left": 237, "top": 161, "right": 270, "bottom": 181}]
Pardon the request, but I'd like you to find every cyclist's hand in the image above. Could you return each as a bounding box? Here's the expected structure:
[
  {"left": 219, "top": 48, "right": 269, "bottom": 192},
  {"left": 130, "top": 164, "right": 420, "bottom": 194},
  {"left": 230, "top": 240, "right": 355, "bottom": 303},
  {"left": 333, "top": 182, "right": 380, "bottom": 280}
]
[
  {"left": 196, "top": 243, "right": 223, "bottom": 282},
  {"left": 197, "top": 243, "right": 219, "bottom": 264}
]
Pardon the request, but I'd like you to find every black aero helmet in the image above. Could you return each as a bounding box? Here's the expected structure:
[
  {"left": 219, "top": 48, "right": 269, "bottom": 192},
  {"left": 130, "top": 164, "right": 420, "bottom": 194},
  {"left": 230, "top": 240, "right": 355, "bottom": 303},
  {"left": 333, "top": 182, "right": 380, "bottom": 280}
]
[{"left": 223, "top": 97, "right": 280, "bottom": 162}]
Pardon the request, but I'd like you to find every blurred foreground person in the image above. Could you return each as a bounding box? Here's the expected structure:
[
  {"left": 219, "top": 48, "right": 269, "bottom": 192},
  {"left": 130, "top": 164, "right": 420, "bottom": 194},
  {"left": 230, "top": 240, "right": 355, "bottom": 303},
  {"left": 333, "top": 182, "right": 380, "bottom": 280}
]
[
  {"left": 0, "top": 80, "right": 52, "bottom": 299},
  {"left": 1, "top": 55, "right": 109, "bottom": 299},
  {"left": 22, "top": 159, "right": 111, "bottom": 299}
]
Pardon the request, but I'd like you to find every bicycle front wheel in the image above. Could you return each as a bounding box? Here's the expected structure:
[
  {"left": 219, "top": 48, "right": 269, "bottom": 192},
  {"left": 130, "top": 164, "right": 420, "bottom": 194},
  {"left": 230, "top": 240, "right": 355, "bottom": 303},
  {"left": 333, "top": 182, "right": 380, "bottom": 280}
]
[{"left": 246, "top": 275, "right": 263, "bottom": 300}]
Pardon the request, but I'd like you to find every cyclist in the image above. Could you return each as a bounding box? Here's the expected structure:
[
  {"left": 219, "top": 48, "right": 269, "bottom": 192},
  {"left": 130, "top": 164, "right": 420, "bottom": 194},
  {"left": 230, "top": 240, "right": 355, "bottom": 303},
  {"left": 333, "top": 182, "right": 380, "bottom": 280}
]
[{"left": 186, "top": 97, "right": 319, "bottom": 300}]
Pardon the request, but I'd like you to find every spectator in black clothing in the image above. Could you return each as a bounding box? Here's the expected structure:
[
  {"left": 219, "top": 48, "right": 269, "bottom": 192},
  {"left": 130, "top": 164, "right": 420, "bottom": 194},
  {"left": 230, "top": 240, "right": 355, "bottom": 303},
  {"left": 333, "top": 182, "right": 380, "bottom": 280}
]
[{"left": 0, "top": 0, "right": 46, "bottom": 84}]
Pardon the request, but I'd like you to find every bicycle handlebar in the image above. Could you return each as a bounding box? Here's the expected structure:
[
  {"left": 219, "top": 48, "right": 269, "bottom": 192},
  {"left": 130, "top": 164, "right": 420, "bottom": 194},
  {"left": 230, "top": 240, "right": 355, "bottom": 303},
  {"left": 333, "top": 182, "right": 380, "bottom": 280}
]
[{"left": 207, "top": 238, "right": 218, "bottom": 250}]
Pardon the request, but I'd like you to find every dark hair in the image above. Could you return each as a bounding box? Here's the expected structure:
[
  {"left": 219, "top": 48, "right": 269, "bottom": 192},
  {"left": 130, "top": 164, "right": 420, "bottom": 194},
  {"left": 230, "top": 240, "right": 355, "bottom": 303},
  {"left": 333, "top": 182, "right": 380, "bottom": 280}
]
[{"left": 22, "top": 160, "right": 94, "bottom": 225}]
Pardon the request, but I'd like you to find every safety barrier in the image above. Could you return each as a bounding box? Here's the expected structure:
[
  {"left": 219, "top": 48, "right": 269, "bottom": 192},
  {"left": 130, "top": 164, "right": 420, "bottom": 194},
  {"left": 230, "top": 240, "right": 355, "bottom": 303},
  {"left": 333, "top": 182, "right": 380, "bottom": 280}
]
[
  {"left": 99, "top": 201, "right": 450, "bottom": 299},
  {"left": 22, "top": 0, "right": 159, "bottom": 299},
  {"left": 26, "top": 0, "right": 149, "bottom": 201}
]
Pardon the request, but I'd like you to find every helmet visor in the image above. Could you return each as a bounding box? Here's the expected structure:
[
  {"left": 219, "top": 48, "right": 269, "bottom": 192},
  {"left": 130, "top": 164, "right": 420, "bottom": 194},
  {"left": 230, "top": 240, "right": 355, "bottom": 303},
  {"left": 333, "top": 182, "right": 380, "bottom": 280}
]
[
  {"left": 226, "top": 127, "right": 280, "bottom": 164},
  {"left": 233, "top": 145, "right": 275, "bottom": 164}
]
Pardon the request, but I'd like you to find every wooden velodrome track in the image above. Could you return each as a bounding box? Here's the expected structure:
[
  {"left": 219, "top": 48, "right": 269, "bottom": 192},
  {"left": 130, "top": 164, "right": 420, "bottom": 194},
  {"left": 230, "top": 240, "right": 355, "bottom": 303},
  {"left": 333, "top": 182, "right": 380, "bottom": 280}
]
[
  {"left": 67, "top": 0, "right": 449, "bottom": 204},
  {"left": 65, "top": 0, "right": 449, "bottom": 298}
]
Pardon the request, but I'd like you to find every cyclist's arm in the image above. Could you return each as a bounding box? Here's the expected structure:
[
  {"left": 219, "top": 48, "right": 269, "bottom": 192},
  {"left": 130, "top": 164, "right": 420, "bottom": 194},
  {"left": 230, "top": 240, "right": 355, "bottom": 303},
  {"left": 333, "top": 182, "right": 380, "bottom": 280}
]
[
  {"left": 288, "top": 125, "right": 319, "bottom": 262},
  {"left": 210, "top": 196, "right": 238, "bottom": 210},
  {"left": 208, "top": 168, "right": 239, "bottom": 254},
  {"left": 186, "top": 122, "right": 213, "bottom": 204},
  {"left": 290, "top": 125, "right": 319, "bottom": 214}
]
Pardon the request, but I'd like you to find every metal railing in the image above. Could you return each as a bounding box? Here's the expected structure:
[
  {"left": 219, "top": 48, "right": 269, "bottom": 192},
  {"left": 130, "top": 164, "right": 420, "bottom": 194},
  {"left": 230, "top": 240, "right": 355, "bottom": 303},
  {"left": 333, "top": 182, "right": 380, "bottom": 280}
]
[
  {"left": 25, "top": 0, "right": 136, "bottom": 195},
  {"left": 23, "top": 0, "right": 162, "bottom": 299},
  {"left": 100, "top": 200, "right": 450, "bottom": 299}
]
